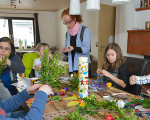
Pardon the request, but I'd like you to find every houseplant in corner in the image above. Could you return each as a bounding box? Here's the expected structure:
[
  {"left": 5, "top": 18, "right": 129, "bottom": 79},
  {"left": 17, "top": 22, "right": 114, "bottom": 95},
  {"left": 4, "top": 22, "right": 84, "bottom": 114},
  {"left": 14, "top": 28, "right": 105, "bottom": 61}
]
[{"left": 39, "top": 49, "right": 68, "bottom": 88}]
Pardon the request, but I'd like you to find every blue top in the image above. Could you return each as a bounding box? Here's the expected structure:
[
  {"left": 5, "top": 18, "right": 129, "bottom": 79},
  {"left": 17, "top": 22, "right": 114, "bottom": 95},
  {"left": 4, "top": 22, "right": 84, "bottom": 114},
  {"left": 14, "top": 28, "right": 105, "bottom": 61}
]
[
  {"left": 65, "top": 25, "right": 92, "bottom": 72},
  {"left": 0, "top": 89, "right": 48, "bottom": 120},
  {"left": 1, "top": 54, "right": 25, "bottom": 95}
]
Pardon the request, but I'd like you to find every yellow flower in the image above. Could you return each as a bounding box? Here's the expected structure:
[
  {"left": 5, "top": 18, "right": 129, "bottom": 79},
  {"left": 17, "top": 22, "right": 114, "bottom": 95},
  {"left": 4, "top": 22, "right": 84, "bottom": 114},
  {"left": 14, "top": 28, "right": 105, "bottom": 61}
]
[
  {"left": 106, "top": 82, "right": 112, "bottom": 88},
  {"left": 80, "top": 102, "right": 86, "bottom": 108}
]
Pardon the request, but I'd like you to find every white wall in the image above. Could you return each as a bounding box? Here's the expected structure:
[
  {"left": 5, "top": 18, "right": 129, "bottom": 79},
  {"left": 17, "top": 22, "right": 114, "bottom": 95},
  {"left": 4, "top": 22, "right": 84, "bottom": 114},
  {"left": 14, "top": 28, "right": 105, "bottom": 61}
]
[
  {"left": 115, "top": 0, "right": 150, "bottom": 58},
  {"left": 0, "top": 9, "right": 56, "bottom": 48},
  {"left": 38, "top": 11, "right": 56, "bottom": 47}
]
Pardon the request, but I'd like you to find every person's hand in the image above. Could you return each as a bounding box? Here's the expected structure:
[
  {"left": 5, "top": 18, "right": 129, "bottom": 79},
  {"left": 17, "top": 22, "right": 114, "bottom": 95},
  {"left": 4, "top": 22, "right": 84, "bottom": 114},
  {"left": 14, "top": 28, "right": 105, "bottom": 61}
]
[
  {"left": 0, "top": 57, "right": 11, "bottom": 66},
  {"left": 67, "top": 46, "right": 74, "bottom": 51},
  {"left": 35, "top": 65, "right": 41, "bottom": 71},
  {"left": 39, "top": 85, "right": 54, "bottom": 95},
  {"left": 60, "top": 48, "right": 66, "bottom": 53},
  {"left": 129, "top": 75, "right": 137, "bottom": 85},
  {"left": 147, "top": 89, "right": 150, "bottom": 97},
  {"left": 97, "top": 69, "right": 102, "bottom": 75},
  {"left": 100, "top": 69, "right": 111, "bottom": 77},
  {"left": 63, "top": 46, "right": 74, "bottom": 52},
  {"left": 6, "top": 59, "right": 11, "bottom": 66},
  {"left": 27, "top": 84, "right": 42, "bottom": 95}
]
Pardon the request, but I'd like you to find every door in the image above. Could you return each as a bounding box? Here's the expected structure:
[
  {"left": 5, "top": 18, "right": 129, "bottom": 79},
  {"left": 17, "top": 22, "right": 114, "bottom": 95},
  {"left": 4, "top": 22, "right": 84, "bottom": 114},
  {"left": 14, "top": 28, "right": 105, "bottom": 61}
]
[{"left": 98, "top": 4, "right": 116, "bottom": 69}]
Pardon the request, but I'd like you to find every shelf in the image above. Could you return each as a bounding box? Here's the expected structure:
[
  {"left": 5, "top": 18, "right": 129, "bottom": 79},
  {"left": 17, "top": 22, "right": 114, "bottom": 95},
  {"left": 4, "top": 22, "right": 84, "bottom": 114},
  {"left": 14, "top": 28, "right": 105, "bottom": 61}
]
[
  {"left": 135, "top": 6, "right": 150, "bottom": 11},
  {"left": 127, "top": 29, "right": 150, "bottom": 32}
]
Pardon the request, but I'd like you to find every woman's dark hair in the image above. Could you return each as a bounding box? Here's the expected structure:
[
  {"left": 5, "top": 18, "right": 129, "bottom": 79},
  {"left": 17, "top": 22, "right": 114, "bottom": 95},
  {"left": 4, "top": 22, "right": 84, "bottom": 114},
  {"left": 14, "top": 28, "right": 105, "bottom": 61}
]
[
  {"left": 61, "top": 8, "right": 83, "bottom": 23},
  {"left": 0, "top": 37, "right": 15, "bottom": 58}
]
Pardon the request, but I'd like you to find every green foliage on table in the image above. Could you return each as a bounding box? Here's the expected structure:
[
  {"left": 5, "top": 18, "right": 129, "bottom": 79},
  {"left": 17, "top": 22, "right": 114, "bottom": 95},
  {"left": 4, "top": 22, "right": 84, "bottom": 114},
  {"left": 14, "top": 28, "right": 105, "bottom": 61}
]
[
  {"left": 132, "top": 96, "right": 150, "bottom": 108},
  {"left": 77, "top": 94, "right": 100, "bottom": 115},
  {"left": 99, "top": 100, "right": 139, "bottom": 120},
  {"left": 39, "top": 50, "right": 68, "bottom": 88},
  {"left": 55, "top": 94, "right": 139, "bottom": 120},
  {"left": 54, "top": 109, "right": 86, "bottom": 120},
  {"left": 66, "top": 73, "right": 79, "bottom": 91},
  {"left": 0, "top": 54, "right": 9, "bottom": 76}
]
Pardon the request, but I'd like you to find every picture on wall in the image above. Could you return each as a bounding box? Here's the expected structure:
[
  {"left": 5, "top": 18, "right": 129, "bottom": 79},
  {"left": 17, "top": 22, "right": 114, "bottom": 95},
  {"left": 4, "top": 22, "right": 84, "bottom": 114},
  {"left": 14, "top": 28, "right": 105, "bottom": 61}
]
[{"left": 145, "top": 22, "right": 150, "bottom": 29}]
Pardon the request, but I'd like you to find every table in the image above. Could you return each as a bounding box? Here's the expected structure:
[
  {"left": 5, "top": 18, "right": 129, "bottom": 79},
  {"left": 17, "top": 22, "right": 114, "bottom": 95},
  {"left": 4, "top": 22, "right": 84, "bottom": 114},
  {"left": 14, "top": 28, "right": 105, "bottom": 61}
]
[
  {"left": 141, "top": 85, "right": 150, "bottom": 97},
  {"left": 43, "top": 87, "right": 143, "bottom": 120},
  {"left": 15, "top": 79, "right": 148, "bottom": 119}
]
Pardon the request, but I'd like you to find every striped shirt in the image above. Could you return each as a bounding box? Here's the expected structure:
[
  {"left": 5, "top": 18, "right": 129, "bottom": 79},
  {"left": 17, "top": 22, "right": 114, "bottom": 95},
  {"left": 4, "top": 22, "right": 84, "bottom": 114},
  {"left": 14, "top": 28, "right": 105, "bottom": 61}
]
[{"left": 136, "top": 75, "right": 150, "bottom": 85}]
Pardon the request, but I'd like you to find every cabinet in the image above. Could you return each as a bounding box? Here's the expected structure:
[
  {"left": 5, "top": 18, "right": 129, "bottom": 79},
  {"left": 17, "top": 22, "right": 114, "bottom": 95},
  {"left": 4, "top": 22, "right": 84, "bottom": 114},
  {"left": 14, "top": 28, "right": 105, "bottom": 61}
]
[{"left": 127, "top": 30, "right": 150, "bottom": 56}]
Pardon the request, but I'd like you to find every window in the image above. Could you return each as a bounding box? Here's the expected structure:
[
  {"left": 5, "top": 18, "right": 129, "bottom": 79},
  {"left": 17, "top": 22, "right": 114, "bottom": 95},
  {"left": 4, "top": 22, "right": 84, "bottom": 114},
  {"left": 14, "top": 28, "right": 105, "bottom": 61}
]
[{"left": 0, "top": 17, "right": 34, "bottom": 48}]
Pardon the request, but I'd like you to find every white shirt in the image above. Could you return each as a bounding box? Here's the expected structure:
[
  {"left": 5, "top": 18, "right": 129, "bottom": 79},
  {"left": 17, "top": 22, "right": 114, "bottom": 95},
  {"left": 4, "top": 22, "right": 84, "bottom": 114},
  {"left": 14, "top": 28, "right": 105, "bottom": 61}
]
[
  {"left": 136, "top": 75, "right": 150, "bottom": 85},
  {"left": 33, "top": 58, "right": 41, "bottom": 78}
]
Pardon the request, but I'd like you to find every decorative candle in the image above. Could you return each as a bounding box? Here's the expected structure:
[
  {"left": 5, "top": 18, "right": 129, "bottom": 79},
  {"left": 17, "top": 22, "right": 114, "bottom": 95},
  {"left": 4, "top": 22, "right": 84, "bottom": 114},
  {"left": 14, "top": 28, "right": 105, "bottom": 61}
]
[{"left": 78, "top": 57, "right": 88, "bottom": 98}]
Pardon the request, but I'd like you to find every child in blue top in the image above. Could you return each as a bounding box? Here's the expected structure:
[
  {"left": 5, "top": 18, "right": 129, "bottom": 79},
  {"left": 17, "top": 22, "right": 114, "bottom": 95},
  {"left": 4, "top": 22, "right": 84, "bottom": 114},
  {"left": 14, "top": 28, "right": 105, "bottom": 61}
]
[
  {"left": 0, "top": 37, "right": 25, "bottom": 96},
  {"left": 0, "top": 84, "right": 54, "bottom": 120}
]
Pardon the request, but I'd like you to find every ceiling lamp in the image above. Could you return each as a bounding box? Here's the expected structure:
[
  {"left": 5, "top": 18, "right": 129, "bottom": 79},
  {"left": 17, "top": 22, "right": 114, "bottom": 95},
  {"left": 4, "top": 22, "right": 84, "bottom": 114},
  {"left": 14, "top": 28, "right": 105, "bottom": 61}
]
[
  {"left": 69, "top": 0, "right": 81, "bottom": 15},
  {"left": 86, "top": 0, "right": 100, "bottom": 11},
  {"left": 112, "top": 0, "right": 130, "bottom": 4}
]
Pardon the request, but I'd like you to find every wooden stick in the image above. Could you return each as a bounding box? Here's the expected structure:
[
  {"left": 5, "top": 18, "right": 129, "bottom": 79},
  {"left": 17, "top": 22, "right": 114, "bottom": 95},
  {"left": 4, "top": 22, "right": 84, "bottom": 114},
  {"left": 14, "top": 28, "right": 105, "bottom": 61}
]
[{"left": 87, "top": 109, "right": 115, "bottom": 113}]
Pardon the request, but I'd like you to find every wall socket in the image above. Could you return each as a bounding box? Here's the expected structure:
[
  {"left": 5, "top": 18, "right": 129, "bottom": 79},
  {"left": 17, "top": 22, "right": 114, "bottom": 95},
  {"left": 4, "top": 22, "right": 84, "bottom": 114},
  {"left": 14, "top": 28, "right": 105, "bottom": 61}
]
[{"left": 96, "top": 42, "right": 98, "bottom": 47}]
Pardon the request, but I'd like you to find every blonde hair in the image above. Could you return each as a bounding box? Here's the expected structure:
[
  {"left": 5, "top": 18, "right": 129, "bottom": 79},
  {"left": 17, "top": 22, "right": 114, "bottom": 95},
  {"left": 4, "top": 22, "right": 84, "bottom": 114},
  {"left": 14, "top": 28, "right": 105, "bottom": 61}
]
[
  {"left": 103, "top": 43, "right": 125, "bottom": 71},
  {"left": 36, "top": 43, "right": 49, "bottom": 51}
]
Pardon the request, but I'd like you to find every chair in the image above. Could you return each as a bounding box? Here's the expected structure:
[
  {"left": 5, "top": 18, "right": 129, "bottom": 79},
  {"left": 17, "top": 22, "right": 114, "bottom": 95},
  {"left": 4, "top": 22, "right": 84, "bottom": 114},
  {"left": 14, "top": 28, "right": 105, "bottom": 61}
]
[
  {"left": 125, "top": 56, "right": 150, "bottom": 95},
  {"left": 22, "top": 52, "right": 39, "bottom": 78}
]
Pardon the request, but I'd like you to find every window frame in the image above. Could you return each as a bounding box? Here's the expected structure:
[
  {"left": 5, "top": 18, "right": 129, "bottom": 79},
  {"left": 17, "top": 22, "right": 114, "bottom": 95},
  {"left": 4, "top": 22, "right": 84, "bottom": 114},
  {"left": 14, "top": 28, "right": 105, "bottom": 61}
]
[{"left": 0, "top": 17, "right": 35, "bottom": 48}]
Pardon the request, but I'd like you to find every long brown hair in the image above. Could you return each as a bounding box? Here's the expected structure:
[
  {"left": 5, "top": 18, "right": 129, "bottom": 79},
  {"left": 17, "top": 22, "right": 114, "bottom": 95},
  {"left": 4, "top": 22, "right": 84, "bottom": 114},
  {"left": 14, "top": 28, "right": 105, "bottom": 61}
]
[
  {"left": 61, "top": 8, "right": 83, "bottom": 23},
  {"left": 103, "top": 43, "right": 125, "bottom": 71}
]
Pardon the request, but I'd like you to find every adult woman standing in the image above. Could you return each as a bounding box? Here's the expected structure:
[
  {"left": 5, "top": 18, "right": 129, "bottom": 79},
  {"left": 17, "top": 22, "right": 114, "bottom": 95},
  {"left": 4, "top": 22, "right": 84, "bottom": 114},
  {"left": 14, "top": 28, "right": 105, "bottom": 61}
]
[{"left": 60, "top": 8, "right": 92, "bottom": 77}]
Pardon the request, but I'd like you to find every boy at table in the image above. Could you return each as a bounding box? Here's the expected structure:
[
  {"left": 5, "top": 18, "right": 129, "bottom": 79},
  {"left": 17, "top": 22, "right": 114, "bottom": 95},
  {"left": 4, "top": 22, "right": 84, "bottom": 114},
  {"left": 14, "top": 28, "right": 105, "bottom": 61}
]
[
  {"left": 33, "top": 43, "right": 53, "bottom": 78},
  {"left": 130, "top": 75, "right": 150, "bottom": 97},
  {"left": 0, "top": 84, "right": 54, "bottom": 120}
]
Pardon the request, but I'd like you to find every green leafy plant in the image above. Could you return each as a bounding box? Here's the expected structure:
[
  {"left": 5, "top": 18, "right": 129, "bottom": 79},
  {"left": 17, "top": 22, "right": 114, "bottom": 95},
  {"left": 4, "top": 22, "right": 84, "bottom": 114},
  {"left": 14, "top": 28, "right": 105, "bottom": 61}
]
[
  {"left": 54, "top": 94, "right": 139, "bottom": 120},
  {"left": 132, "top": 96, "right": 150, "bottom": 108},
  {"left": 76, "top": 94, "right": 101, "bottom": 115},
  {"left": 39, "top": 50, "right": 68, "bottom": 88},
  {"left": 99, "top": 100, "right": 138, "bottom": 120},
  {"left": 66, "top": 73, "right": 79, "bottom": 91},
  {"left": 0, "top": 54, "right": 9, "bottom": 77},
  {"left": 54, "top": 109, "right": 86, "bottom": 120}
]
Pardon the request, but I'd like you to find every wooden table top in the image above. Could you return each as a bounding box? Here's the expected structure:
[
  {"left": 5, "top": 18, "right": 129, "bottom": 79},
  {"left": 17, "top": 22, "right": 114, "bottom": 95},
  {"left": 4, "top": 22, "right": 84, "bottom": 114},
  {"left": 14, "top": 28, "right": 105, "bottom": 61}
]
[{"left": 43, "top": 87, "right": 139, "bottom": 120}]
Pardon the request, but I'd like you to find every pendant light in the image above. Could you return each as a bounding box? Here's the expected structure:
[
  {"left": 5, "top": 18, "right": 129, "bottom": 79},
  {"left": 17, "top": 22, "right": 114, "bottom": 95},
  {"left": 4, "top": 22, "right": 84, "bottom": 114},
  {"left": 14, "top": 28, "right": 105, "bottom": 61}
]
[
  {"left": 86, "top": 0, "right": 100, "bottom": 11},
  {"left": 69, "top": 0, "right": 81, "bottom": 15},
  {"left": 112, "top": 0, "right": 130, "bottom": 4}
]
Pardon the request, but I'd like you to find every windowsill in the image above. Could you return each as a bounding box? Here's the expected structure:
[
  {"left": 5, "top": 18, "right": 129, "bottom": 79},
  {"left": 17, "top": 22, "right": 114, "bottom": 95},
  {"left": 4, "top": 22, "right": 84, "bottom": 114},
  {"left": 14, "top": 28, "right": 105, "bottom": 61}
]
[{"left": 16, "top": 48, "right": 36, "bottom": 53}]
